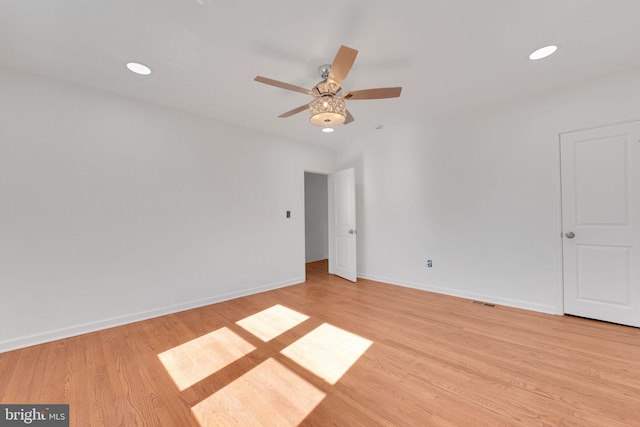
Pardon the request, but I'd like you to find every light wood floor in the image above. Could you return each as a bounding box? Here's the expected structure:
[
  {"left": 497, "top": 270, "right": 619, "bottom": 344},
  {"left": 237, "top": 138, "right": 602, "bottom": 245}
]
[{"left": 1, "top": 260, "right": 639, "bottom": 426}]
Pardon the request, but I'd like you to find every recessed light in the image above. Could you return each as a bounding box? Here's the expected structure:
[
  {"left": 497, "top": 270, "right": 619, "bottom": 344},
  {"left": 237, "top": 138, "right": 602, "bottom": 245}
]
[
  {"left": 375, "top": 124, "right": 384, "bottom": 130},
  {"left": 529, "top": 45, "right": 558, "bottom": 61},
  {"left": 126, "top": 62, "right": 152, "bottom": 75},
  {"left": 322, "top": 127, "right": 334, "bottom": 133}
]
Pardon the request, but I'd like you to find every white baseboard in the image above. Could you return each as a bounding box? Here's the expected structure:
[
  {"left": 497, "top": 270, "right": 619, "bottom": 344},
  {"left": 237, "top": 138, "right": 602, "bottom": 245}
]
[
  {"left": 0, "top": 277, "right": 304, "bottom": 354},
  {"left": 358, "top": 272, "right": 558, "bottom": 315},
  {"left": 1, "top": 273, "right": 559, "bottom": 354}
]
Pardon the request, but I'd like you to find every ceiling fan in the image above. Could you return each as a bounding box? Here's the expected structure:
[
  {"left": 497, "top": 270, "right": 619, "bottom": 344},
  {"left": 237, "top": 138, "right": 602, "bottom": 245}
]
[{"left": 254, "top": 45, "right": 402, "bottom": 127}]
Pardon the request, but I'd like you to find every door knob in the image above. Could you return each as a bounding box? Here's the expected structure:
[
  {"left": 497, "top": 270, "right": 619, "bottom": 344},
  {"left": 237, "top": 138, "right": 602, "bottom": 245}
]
[
  {"left": 565, "top": 232, "right": 575, "bottom": 239},
  {"left": 348, "top": 229, "right": 357, "bottom": 235}
]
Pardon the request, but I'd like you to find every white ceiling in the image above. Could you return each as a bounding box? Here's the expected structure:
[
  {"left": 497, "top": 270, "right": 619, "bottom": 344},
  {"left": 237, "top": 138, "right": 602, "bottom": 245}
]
[{"left": 3, "top": 0, "right": 640, "bottom": 150}]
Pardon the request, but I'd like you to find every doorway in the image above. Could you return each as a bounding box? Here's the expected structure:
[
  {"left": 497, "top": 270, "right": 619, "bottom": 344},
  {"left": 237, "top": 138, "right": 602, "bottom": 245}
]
[
  {"left": 304, "top": 172, "right": 329, "bottom": 273},
  {"left": 304, "top": 168, "right": 358, "bottom": 282}
]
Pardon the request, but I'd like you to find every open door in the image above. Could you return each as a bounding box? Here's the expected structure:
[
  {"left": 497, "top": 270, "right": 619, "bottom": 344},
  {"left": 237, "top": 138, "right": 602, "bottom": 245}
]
[{"left": 328, "top": 168, "right": 357, "bottom": 282}]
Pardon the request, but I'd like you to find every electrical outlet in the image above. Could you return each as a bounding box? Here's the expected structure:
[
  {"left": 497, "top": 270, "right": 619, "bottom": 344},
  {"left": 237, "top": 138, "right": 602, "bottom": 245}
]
[{"left": 427, "top": 260, "right": 433, "bottom": 268}]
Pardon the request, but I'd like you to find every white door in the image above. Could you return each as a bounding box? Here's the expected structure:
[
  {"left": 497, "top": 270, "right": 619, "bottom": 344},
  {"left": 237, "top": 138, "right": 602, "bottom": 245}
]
[
  {"left": 561, "top": 121, "right": 640, "bottom": 327},
  {"left": 328, "top": 168, "right": 357, "bottom": 282}
]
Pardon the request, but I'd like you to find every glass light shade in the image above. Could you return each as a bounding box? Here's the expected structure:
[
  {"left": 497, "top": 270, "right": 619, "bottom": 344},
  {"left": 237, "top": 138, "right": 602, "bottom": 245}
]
[{"left": 309, "top": 96, "right": 346, "bottom": 126}]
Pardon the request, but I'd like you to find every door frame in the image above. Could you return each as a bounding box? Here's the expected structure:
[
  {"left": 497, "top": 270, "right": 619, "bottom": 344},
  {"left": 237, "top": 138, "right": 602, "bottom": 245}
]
[{"left": 556, "top": 115, "right": 640, "bottom": 316}]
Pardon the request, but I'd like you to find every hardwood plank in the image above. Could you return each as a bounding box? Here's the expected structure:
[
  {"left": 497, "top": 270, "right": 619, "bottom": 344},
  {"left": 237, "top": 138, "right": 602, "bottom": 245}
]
[{"left": 1, "top": 260, "right": 639, "bottom": 426}]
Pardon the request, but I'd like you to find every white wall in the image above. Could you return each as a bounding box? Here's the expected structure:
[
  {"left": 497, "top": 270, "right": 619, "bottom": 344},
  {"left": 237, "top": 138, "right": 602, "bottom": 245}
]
[
  {"left": 304, "top": 172, "right": 328, "bottom": 263},
  {"left": 0, "top": 66, "right": 336, "bottom": 352},
  {"left": 338, "top": 68, "right": 640, "bottom": 314}
]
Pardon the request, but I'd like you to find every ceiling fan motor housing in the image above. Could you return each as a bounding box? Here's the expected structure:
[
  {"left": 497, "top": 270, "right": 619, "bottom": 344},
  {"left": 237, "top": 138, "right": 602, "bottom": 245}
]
[{"left": 314, "top": 80, "right": 340, "bottom": 96}]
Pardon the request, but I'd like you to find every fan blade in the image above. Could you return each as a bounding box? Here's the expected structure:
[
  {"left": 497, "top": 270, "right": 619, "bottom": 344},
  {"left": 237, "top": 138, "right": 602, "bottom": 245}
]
[
  {"left": 342, "top": 87, "right": 402, "bottom": 100},
  {"left": 327, "top": 45, "right": 358, "bottom": 88},
  {"left": 344, "top": 109, "right": 355, "bottom": 124},
  {"left": 278, "top": 103, "right": 309, "bottom": 118},
  {"left": 254, "top": 76, "right": 312, "bottom": 95}
]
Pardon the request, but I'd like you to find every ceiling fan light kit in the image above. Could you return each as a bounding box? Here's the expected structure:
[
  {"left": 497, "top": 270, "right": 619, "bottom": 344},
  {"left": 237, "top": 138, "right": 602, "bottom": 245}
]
[
  {"left": 254, "top": 45, "right": 402, "bottom": 128},
  {"left": 309, "top": 96, "right": 346, "bottom": 126}
]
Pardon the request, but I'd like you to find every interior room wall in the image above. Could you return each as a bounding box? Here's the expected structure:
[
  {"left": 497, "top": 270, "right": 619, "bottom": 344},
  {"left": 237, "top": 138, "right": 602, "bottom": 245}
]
[
  {"left": 304, "top": 172, "right": 328, "bottom": 263},
  {"left": 0, "top": 66, "right": 336, "bottom": 352},
  {"left": 337, "top": 68, "right": 640, "bottom": 314}
]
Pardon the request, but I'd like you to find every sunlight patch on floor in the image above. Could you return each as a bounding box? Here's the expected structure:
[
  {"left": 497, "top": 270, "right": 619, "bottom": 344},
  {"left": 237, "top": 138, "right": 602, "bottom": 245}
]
[
  {"left": 280, "top": 323, "right": 372, "bottom": 385},
  {"left": 236, "top": 304, "right": 309, "bottom": 341},
  {"left": 191, "top": 358, "right": 326, "bottom": 427},
  {"left": 158, "top": 327, "right": 256, "bottom": 391}
]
